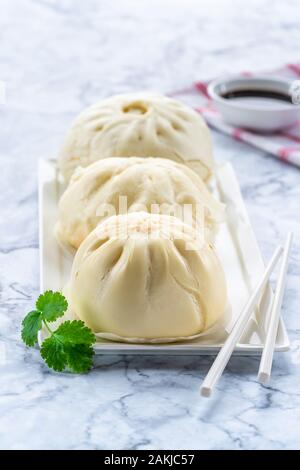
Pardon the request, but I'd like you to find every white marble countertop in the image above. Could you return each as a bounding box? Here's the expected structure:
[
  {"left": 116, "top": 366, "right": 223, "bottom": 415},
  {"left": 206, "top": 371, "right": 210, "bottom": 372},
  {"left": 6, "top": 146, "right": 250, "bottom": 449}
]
[{"left": 1, "top": 0, "right": 300, "bottom": 450}]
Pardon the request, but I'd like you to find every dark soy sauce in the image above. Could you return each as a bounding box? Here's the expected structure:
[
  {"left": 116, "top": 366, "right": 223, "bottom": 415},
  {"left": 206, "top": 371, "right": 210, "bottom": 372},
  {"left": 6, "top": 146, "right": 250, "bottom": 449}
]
[{"left": 221, "top": 89, "right": 293, "bottom": 107}]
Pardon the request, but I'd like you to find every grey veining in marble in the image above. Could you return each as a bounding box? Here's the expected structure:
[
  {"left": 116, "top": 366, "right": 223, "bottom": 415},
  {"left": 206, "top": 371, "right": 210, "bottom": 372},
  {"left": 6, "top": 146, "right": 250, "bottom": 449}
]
[{"left": 0, "top": 0, "right": 300, "bottom": 450}]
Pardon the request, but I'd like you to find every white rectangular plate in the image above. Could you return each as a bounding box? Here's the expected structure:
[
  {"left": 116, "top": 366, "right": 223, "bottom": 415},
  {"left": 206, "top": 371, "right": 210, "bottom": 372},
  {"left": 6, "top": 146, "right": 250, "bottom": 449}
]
[{"left": 39, "top": 159, "right": 290, "bottom": 355}]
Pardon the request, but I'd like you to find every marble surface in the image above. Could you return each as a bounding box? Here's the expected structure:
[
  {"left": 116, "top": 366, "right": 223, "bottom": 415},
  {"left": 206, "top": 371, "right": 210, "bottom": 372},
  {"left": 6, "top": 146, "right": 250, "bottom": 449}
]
[{"left": 0, "top": 0, "right": 300, "bottom": 450}]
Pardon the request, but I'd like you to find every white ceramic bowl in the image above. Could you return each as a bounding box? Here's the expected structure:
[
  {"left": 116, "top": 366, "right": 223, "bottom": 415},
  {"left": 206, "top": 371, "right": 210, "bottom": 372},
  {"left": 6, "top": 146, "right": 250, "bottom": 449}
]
[{"left": 208, "top": 76, "right": 300, "bottom": 132}]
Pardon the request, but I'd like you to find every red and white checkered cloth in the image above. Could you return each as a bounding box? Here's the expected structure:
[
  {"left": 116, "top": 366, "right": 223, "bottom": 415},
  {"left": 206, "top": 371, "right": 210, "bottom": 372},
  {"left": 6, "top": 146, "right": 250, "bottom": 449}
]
[{"left": 170, "top": 63, "right": 300, "bottom": 168}]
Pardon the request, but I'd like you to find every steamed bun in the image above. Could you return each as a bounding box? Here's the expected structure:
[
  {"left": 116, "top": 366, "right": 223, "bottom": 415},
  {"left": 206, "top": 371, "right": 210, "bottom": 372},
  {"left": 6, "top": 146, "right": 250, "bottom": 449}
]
[
  {"left": 66, "top": 212, "right": 227, "bottom": 340},
  {"left": 58, "top": 92, "right": 213, "bottom": 181},
  {"left": 56, "top": 157, "right": 224, "bottom": 251}
]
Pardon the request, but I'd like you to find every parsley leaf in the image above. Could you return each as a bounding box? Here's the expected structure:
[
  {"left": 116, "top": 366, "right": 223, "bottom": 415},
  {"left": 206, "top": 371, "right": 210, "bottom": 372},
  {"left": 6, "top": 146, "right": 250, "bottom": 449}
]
[
  {"left": 21, "top": 291, "right": 96, "bottom": 374},
  {"left": 21, "top": 310, "right": 43, "bottom": 346},
  {"left": 65, "top": 343, "right": 94, "bottom": 373},
  {"left": 40, "top": 336, "right": 67, "bottom": 372},
  {"left": 53, "top": 320, "right": 96, "bottom": 344},
  {"left": 40, "top": 320, "right": 96, "bottom": 373},
  {"left": 36, "top": 290, "right": 68, "bottom": 322}
]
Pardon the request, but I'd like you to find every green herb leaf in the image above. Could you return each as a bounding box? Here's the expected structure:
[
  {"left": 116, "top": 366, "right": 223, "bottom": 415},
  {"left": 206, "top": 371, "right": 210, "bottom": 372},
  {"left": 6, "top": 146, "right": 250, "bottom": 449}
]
[
  {"left": 40, "top": 320, "right": 96, "bottom": 373},
  {"left": 36, "top": 290, "right": 68, "bottom": 322},
  {"left": 22, "top": 291, "right": 96, "bottom": 374},
  {"left": 54, "top": 320, "right": 96, "bottom": 345},
  {"left": 65, "top": 343, "right": 95, "bottom": 373},
  {"left": 21, "top": 310, "right": 43, "bottom": 346},
  {"left": 40, "top": 335, "right": 67, "bottom": 372}
]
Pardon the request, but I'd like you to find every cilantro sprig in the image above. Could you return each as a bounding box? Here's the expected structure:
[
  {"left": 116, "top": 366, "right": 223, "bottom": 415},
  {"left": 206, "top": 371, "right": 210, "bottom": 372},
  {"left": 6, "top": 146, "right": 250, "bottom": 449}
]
[{"left": 21, "top": 291, "right": 96, "bottom": 373}]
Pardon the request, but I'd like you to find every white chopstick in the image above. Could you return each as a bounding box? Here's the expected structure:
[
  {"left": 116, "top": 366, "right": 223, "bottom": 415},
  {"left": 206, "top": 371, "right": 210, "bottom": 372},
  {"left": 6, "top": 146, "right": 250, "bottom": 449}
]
[
  {"left": 258, "top": 232, "right": 293, "bottom": 384},
  {"left": 200, "top": 244, "right": 283, "bottom": 398}
]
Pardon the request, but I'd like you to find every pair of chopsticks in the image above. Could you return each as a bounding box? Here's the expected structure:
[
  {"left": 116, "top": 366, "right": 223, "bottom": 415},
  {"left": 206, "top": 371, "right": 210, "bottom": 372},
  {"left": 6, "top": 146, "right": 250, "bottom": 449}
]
[{"left": 201, "top": 232, "right": 293, "bottom": 398}]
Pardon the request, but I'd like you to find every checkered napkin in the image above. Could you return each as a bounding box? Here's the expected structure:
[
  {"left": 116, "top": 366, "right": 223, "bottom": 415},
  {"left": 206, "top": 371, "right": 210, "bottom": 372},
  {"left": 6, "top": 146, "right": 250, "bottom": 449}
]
[{"left": 170, "top": 63, "right": 300, "bottom": 168}]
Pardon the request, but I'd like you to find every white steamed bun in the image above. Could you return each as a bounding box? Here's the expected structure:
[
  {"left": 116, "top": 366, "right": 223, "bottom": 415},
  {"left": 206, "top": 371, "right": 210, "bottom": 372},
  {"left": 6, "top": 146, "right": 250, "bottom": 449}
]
[
  {"left": 58, "top": 92, "right": 214, "bottom": 181},
  {"left": 66, "top": 212, "right": 227, "bottom": 341},
  {"left": 56, "top": 157, "right": 224, "bottom": 251}
]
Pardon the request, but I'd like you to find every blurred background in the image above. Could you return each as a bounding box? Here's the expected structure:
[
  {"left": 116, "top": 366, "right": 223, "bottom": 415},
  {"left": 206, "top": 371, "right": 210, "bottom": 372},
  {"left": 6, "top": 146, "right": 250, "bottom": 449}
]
[{"left": 1, "top": 0, "right": 300, "bottom": 450}]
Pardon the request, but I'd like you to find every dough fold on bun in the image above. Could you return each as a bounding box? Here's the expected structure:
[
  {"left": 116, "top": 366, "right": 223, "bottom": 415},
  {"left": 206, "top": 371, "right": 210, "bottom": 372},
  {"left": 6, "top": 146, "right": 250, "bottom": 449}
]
[
  {"left": 56, "top": 157, "right": 224, "bottom": 251},
  {"left": 66, "top": 212, "right": 227, "bottom": 341},
  {"left": 58, "top": 92, "right": 214, "bottom": 181}
]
